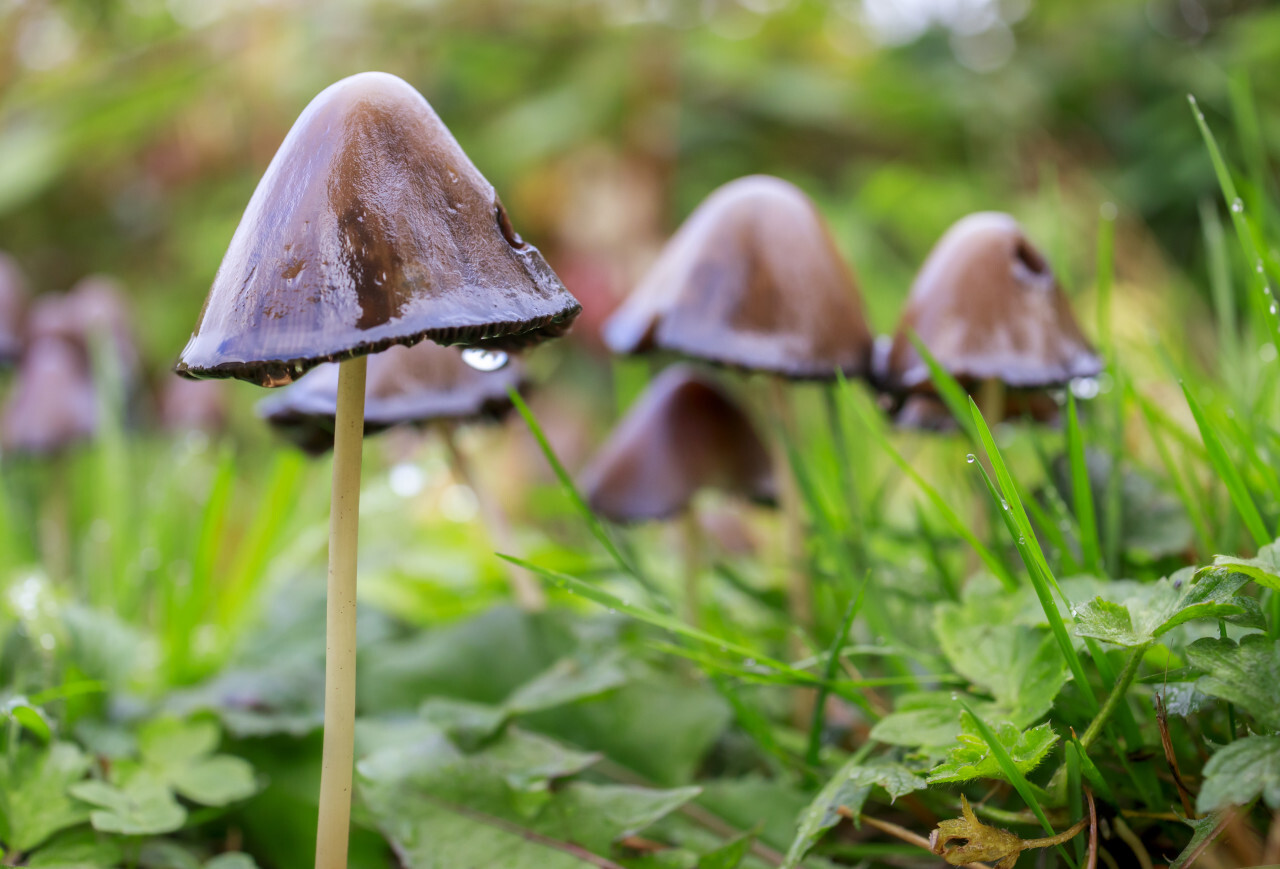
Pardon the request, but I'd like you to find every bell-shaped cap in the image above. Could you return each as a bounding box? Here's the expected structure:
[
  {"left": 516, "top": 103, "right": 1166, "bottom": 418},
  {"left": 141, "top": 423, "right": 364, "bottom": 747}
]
[
  {"left": 258, "top": 342, "right": 525, "bottom": 454},
  {"left": 66, "top": 276, "right": 141, "bottom": 385},
  {"left": 1, "top": 333, "right": 96, "bottom": 454},
  {"left": 581, "top": 365, "right": 776, "bottom": 523},
  {"left": 883, "top": 212, "right": 1102, "bottom": 392},
  {"left": 0, "top": 253, "right": 28, "bottom": 364},
  {"left": 602, "top": 175, "right": 874, "bottom": 379},
  {"left": 176, "top": 71, "right": 580, "bottom": 388}
]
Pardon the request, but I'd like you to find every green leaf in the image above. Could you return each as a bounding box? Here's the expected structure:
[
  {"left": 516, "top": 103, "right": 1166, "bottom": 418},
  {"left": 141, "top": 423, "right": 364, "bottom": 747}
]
[
  {"left": 1180, "top": 382, "right": 1270, "bottom": 548},
  {"left": 1073, "top": 569, "right": 1258, "bottom": 647},
  {"left": 137, "top": 718, "right": 256, "bottom": 807},
  {"left": 1197, "top": 735, "right": 1280, "bottom": 813},
  {"left": 697, "top": 831, "right": 754, "bottom": 869},
  {"left": 26, "top": 829, "right": 123, "bottom": 868},
  {"left": 359, "top": 724, "right": 698, "bottom": 868},
  {"left": 934, "top": 609, "right": 1068, "bottom": 727},
  {"left": 504, "top": 654, "right": 629, "bottom": 718},
  {"left": 0, "top": 741, "right": 92, "bottom": 851},
  {"left": 1185, "top": 634, "right": 1280, "bottom": 731},
  {"left": 1169, "top": 809, "right": 1231, "bottom": 869},
  {"left": 781, "top": 753, "right": 871, "bottom": 869},
  {"left": 927, "top": 718, "right": 1059, "bottom": 785},
  {"left": 69, "top": 776, "right": 186, "bottom": 836},
  {"left": 1210, "top": 538, "right": 1280, "bottom": 590}
]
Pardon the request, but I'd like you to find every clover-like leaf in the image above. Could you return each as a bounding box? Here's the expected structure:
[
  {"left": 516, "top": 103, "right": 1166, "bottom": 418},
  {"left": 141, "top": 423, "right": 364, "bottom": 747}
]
[
  {"left": 0, "top": 742, "right": 92, "bottom": 852},
  {"left": 1072, "top": 569, "right": 1260, "bottom": 647},
  {"left": 138, "top": 718, "right": 256, "bottom": 807},
  {"left": 1185, "top": 634, "right": 1280, "bottom": 731},
  {"left": 69, "top": 775, "right": 186, "bottom": 836},
  {"left": 927, "top": 719, "right": 1058, "bottom": 785}
]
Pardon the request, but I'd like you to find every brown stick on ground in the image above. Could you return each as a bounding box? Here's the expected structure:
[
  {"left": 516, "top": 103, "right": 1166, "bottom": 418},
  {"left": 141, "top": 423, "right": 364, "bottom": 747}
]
[
  {"left": 1155, "top": 692, "right": 1197, "bottom": 818},
  {"left": 836, "top": 807, "right": 989, "bottom": 869}
]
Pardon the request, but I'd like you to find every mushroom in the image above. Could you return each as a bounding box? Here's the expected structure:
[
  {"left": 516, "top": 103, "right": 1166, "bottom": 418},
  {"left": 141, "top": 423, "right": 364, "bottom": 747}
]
[
  {"left": 158, "top": 377, "right": 228, "bottom": 434},
  {"left": 581, "top": 365, "right": 774, "bottom": 622},
  {"left": 257, "top": 341, "right": 542, "bottom": 609},
  {"left": 0, "top": 253, "right": 29, "bottom": 365},
  {"left": 172, "top": 71, "right": 579, "bottom": 869},
  {"left": 1, "top": 296, "right": 100, "bottom": 585},
  {"left": 881, "top": 212, "right": 1102, "bottom": 419},
  {"left": 601, "top": 175, "right": 873, "bottom": 630}
]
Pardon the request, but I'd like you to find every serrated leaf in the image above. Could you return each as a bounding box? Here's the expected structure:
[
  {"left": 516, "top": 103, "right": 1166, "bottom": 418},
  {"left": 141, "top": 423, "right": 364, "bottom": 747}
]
[
  {"left": 359, "top": 725, "right": 698, "bottom": 869},
  {"left": 927, "top": 719, "right": 1059, "bottom": 785},
  {"left": 782, "top": 756, "right": 926, "bottom": 868},
  {"left": 697, "top": 831, "right": 754, "bottom": 869},
  {"left": 1185, "top": 634, "right": 1280, "bottom": 730},
  {"left": 1072, "top": 569, "right": 1255, "bottom": 647},
  {"left": 1210, "top": 539, "right": 1280, "bottom": 590},
  {"left": 69, "top": 776, "right": 186, "bottom": 836},
  {"left": 933, "top": 610, "right": 1068, "bottom": 727},
  {"left": 1197, "top": 735, "right": 1280, "bottom": 813},
  {"left": 0, "top": 742, "right": 92, "bottom": 851},
  {"left": 868, "top": 692, "right": 992, "bottom": 750}
]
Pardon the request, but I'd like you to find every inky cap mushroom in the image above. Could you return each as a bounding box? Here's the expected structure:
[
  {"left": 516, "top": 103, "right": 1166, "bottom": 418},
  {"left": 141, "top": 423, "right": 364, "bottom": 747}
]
[
  {"left": 2, "top": 298, "right": 97, "bottom": 453},
  {"left": 883, "top": 212, "right": 1102, "bottom": 392},
  {"left": 0, "top": 253, "right": 28, "bottom": 364},
  {"left": 602, "top": 175, "right": 874, "bottom": 379},
  {"left": 176, "top": 71, "right": 580, "bottom": 387},
  {"left": 582, "top": 365, "right": 776, "bottom": 522},
  {"left": 257, "top": 341, "right": 526, "bottom": 453},
  {"left": 158, "top": 377, "right": 228, "bottom": 433}
]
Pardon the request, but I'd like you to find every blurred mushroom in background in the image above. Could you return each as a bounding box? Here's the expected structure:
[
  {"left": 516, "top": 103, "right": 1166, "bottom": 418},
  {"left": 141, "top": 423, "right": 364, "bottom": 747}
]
[
  {"left": 581, "top": 364, "right": 775, "bottom": 623},
  {"left": 880, "top": 212, "right": 1102, "bottom": 422},
  {"left": 602, "top": 174, "right": 874, "bottom": 631},
  {"left": 158, "top": 376, "right": 228, "bottom": 434},
  {"left": 0, "top": 252, "right": 29, "bottom": 365}
]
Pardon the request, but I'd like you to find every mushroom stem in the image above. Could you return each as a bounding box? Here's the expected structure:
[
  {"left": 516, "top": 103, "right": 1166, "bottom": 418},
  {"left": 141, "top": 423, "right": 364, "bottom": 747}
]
[
  {"left": 767, "top": 377, "right": 810, "bottom": 632},
  {"left": 679, "top": 509, "right": 703, "bottom": 626},
  {"left": 977, "top": 377, "right": 1006, "bottom": 425},
  {"left": 441, "top": 422, "right": 545, "bottom": 612},
  {"left": 315, "top": 355, "right": 367, "bottom": 869}
]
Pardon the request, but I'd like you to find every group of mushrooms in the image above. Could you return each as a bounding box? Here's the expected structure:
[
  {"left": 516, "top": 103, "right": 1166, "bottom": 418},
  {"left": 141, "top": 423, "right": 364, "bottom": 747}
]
[{"left": 5, "top": 71, "right": 1105, "bottom": 867}]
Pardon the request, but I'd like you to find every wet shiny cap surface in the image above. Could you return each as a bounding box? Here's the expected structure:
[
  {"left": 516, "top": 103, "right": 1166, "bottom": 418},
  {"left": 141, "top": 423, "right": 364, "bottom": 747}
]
[
  {"left": 581, "top": 365, "right": 776, "bottom": 523},
  {"left": 885, "top": 212, "right": 1102, "bottom": 391},
  {"left": 0, "top": 253, "right": 27, "bottom": 364},
  {"left": 177, "top": 71, "right": 580, "bottom": 387},
  {"left": 602, "top": 175, "right": 873, "bottom": 379},
  {"left": 257, "top": 341, "right": 526, "bottom": 453}
]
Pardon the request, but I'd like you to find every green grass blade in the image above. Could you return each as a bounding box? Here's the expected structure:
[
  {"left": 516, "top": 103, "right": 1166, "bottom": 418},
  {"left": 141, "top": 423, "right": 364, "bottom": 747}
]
[
  {"left": 969, "top": 402, "right": 1099, "bottom": 711},
  {"left": 1180, "top": 382, "right": 1270, "bottom": 547},
  {"left": 1066, "top": 396, "right": 1103, "bottom": 574},
  {"left": 1132, "top": 387, "right": 1216, "bottom": 558},
  {"left": 805, "top": 581, "right": 867, "bottom": 767},
  {"left": 907, "top": 332, "right": 979, "bottom": 446},
  {"left": 842, "top": 380, "right": 1017, "bottom": 591},
  {"left": 508, "top": 387, "right": 655, "bottom": 593},
  {"left": 957, "top": 702, "right": 1062, "bottom": 848},
  {"left": 1189, "top": 94, "right": 1280, "bottom": 351}
]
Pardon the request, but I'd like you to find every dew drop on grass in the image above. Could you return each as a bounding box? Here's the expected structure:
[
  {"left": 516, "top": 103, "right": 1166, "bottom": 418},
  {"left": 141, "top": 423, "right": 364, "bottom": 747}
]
[
  {"left": 966, "top": 453, "right": 976, "bottom": 464},
  {"left": 1017, "top": 535, "right": 1025, "bottom": 544},
  {"left": 1232, "top": 198, "right": 1245, "bottom": 213},
  {"left": 462, "top": 347, "right": 509, "bottom": 371},
  {"left": 389, "top": 462, "right": 426, "bottom": 498},
  {"left": 1001, "top": 499, "right": 1009, "bottom": 510},
  {"left": 1070, "top": 377, "right": 1100, "bottom": 400},
  {"left": 1260, "top": 343, "right": 1277, "bottom": 364}
]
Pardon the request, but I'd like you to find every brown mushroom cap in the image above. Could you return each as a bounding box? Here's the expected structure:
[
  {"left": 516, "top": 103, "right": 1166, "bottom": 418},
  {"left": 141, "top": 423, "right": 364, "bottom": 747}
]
[
  {"left": 0, "top": 253, "right": 28, "bottom": 364},
  {"left": 257, "top": 341, "right": 526, "bottom": 454},
  {"left": 581, "top": 365, "right": 776, "bottom": 523},
  {"left": 602, "top": 175, "right": 874, "bottom": 379},
  {"left": 883, "top": 212, "right": 1102, "bottom": 392},
  {"left": 176, "top": 71, "right": 580, "bottom": 388},
  {"left": 1, "top": 332, "right": 97, "bottom": 454}
]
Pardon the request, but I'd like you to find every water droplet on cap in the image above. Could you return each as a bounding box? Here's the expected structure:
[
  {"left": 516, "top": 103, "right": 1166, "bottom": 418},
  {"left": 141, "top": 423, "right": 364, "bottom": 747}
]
[{"left": 462, "top": 347, "right": 509, "bottom": 371}]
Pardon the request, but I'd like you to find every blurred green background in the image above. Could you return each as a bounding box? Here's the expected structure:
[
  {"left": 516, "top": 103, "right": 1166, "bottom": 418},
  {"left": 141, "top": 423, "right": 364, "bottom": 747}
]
[{"left": 1, "top": 0, "right": 1275, "bottom": 381}]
